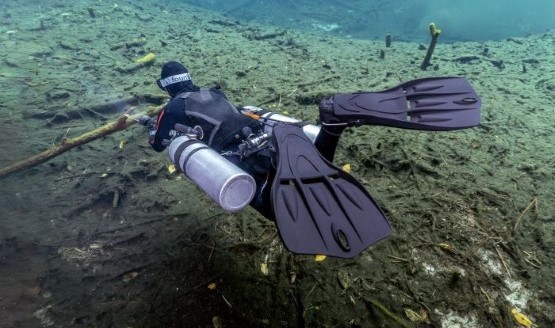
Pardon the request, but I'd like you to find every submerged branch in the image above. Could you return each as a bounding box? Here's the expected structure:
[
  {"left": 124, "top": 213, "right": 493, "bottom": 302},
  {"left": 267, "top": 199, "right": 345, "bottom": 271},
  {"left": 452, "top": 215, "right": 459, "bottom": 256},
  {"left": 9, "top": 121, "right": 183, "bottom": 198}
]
[{"left": 0, "top": 103, "right": 163, "bottom": 178}]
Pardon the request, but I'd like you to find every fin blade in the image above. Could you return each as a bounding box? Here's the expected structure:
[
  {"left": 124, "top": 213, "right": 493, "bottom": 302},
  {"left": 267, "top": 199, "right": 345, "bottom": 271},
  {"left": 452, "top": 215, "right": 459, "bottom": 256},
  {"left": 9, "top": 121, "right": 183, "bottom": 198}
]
[
  {"left": 271, "top": 125, "right": 391, "bottom": 258},
  {"left": 332, "top": 77, "right": 481, "bottom": 130}
]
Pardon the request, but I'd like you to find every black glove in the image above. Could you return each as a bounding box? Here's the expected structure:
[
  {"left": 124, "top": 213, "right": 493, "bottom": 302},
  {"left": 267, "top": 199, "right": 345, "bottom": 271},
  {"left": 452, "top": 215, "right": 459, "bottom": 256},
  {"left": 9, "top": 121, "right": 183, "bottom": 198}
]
[{"left": 138, "top": 115, "right": 155, "bottom": 129}]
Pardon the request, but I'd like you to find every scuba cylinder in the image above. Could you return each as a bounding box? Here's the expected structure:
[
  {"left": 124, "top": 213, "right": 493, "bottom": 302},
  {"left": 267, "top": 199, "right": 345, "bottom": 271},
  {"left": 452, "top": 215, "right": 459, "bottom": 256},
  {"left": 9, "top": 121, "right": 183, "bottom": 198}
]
[{"left": 168, "top": 135, "right": 256, "bottom": 212}]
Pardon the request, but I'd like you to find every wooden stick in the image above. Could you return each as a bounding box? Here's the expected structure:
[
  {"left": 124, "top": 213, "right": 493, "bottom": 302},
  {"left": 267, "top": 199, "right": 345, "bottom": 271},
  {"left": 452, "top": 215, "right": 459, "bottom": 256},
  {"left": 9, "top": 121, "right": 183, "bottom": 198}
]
[
  {"left": 513, "top": 197, "right": 538, "bottom": 232},
  {"left": 495, "top": 246, "right": 512, "bottom": 278},
  {"left": 364, "top": 297, "right": 411, "bottom": 328},
  {"left": 420, "top": 23, "right": 441, "bottom": 70},
  {"left": 0, "top": 105, "right": 163, "bottom": 178}
]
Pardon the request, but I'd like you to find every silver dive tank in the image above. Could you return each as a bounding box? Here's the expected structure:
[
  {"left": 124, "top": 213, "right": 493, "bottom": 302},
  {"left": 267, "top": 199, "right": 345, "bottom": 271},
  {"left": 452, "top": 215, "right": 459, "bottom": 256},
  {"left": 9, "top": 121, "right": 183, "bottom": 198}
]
[{"left": 167, "top": 136, "right": 256, "bottom": 212}]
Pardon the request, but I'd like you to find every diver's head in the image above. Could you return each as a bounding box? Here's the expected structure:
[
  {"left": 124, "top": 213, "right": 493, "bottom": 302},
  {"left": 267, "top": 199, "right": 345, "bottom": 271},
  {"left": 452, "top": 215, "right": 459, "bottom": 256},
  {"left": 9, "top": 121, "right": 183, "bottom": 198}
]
[{"left": 157, "top": 61, "right": 194, "bottom": 97}]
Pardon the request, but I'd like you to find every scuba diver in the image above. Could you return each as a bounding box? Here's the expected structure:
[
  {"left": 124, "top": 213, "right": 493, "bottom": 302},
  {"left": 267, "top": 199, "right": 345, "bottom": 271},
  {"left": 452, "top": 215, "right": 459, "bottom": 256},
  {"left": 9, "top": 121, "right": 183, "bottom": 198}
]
[{"left": 142, "top": 61, "right": 481, "bottom": 258}]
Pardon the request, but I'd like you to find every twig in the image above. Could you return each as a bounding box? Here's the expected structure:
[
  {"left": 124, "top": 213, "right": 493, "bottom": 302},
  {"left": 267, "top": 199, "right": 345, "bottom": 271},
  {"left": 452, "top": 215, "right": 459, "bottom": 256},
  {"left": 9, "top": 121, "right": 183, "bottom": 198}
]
[
  {"left": 523, "top": 258, "right": 541, "bottom": 269},
  {"left": 103, "top": 262, "right": 156, "bottom": 283},
  {"left": 364, "top": 297, "right": 411, "bottom": 328},
  {"left": 387, "top": 255, "right": 409, "bottom": 262},
  {"left": 521, "top": 250, "right": 542, "bottom": 269},
  {"left": 286, "top": 87, "right": 298, "bottom": 98},
  {"left": 513, "top": 197, "right": 538, "bottom": 232},
  {"left": 187, "top": 272, "right": 227, "bottom": 300},
  {"left": 288, "top": 289, "right": 299, "bottom": 308},
  {"left": 304, "top": 283, "right": 318, "bottom": 304},
  {"left": 207, "top": 242, "right": 215, "bottom": 263},
  {"left": 480, "top": 286, "right": 492, "bottom": 304},
  {"left": 84, "top": 107, "right": 109, "bottom": 120},
  {"left": 220, "top": 292, "right": 233, "bottom": 308},
  {"left": 495, "top": 246, "right": 511, "bottom": 278}
]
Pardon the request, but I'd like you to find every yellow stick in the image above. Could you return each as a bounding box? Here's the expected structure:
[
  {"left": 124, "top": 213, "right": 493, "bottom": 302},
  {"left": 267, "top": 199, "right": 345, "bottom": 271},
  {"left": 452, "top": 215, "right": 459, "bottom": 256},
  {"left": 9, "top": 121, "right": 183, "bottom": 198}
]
[{"left": 420, "top": 23, "right": 441, "bottom": 70}]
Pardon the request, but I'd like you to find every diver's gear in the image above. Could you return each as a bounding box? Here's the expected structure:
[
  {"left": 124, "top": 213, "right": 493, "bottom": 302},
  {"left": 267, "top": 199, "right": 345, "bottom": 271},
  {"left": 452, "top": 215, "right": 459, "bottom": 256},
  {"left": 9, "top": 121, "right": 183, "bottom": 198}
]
[
  {"left": 180, "top": 90, "right": 262, "bottom": 151},
  {"left": 150, "top": 74, "right": 481, "bottom": 258},
  {"left": 173, "top": 123, "right": 204, "bottom": 139},
  {"left": 241, "top": 106, "right": 321, "bottom": 143},
  {"left": 136, "top": 115, "right": 158, "bottom": 146},
  {"left": 163, "top": 125, "right": 203, "bottom": 146},
  {"left": 320, "top": 77, "right": 481, "bottom": 131},
  {"left": 168, "top": 135, "right": 256, "bottom": 212},
  {"left": 270, "top": 124, "right": 391, "bottom": 258},
  {"left": 237, "top": 132, "right": 271, "bottom": 157}
]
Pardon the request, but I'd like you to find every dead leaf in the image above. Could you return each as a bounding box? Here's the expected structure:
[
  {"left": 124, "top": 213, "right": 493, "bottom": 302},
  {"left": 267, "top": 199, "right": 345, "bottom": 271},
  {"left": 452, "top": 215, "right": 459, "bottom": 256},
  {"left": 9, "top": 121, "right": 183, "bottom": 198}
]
[
  {"left": 438, "top": 243, "right": 456, "bottom": 253},
  {"left": 405, "top": 308, "right": 423, "bottom": 322},
  {"left": 314, "top": 254, "right": 326, "bottom": 262},
  {"left": 122, "top": 271, "right": 138, "bottom": 283},
  {"left": 337, "top": 271, "right": 352, "bottom": 289},
  {"left": 212, "top": 316, "right": 223, "bottom": 328},
  {"left": 511, "top": 308, "right": 533, "bottom": 328},
  {"left": 260, "top": 263, "right": 269, "bottom": 275}
]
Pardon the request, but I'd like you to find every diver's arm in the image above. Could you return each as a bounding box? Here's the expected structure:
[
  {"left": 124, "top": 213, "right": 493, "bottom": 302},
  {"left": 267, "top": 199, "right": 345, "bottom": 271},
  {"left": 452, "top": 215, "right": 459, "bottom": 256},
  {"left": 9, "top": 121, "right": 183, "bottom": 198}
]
[{"left": 149, "top": 107, "right": 175, "bottom": 152}]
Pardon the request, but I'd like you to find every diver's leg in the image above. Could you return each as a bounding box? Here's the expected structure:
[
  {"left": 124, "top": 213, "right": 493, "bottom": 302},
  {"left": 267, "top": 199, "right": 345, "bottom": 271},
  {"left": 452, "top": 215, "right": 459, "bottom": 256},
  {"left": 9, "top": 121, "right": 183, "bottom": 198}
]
[
  {"left": 314, "top": 127, "right": 343, "bottom": 163},
  {"left": 314, "top": 96, "right": 346, "bottom": 162},
  {"left": 230, "top": 151, "right": 275, "bottom": 220}
]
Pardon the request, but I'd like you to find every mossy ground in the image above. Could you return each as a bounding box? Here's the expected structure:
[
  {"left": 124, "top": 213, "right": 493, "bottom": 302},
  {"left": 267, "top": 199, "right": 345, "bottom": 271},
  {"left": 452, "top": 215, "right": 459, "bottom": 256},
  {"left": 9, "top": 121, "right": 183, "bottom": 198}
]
[{"left": 0, "top": 1, "right": 553, "bottom": 327}]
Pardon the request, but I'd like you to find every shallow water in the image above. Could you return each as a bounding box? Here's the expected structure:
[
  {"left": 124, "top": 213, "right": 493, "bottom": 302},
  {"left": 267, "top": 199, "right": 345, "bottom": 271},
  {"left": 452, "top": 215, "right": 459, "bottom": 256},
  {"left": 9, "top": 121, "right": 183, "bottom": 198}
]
[
  {"left": 0, "top": 1, "right": 554, "bottom": 327},
  {"left": 179, "top": 0, "right": 555, "bottom": 41}
]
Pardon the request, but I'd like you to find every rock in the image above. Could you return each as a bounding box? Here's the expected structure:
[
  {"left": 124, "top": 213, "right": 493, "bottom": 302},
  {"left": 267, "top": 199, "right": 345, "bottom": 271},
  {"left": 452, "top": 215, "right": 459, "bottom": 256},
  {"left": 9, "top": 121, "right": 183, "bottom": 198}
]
[
  {"left": 490, "top": 60, "right": 505, "bottom": 69},
  {"left": 337, "top": 270, "right": 352, "bottom": 289},
  {"left": 46, "top": 91, "right": 71, "bottom": 100},
  {"left": 522, "top": 58, "right": 540, "bottom": 64},
  {"left": 28, "top": 47, "right": 54, "bottom": 58},
  {"left": 59, "top": 41, "right": 80, "bottom": 51},
  {"left": 4, "top": 57, "right": 19, "bottom": 67},
  {"left": 454, "top": 55, "right": 481, "bottom": 64},
  {"left": 48, "top": 112, "right": 70, "bottom": 124},
  {"left": 125, "top": 40, "right": 146, "bottom": 49}
]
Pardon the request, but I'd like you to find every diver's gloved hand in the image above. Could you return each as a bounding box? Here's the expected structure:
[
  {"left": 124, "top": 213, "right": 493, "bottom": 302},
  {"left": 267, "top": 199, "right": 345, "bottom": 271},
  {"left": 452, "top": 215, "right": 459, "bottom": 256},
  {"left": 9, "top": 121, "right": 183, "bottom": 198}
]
[
  {"left": 138, "top": 115, "right": 155, "bottom": 129},
  {"left": 138, "top": 115, "right": 152, "bottom": 126},
  {"left": 318, "top": 96, "right": 347, "bottom": 135}
]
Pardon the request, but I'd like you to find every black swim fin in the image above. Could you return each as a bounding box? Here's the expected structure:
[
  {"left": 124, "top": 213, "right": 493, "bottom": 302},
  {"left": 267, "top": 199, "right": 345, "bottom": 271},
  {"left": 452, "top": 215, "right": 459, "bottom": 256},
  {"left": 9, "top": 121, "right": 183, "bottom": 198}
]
[
  {"left": 270, "top": 124, "right": 392, "bottom": 258},
  {"left": 321, "top": 77, "right": 481, "bottom": 131}
]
